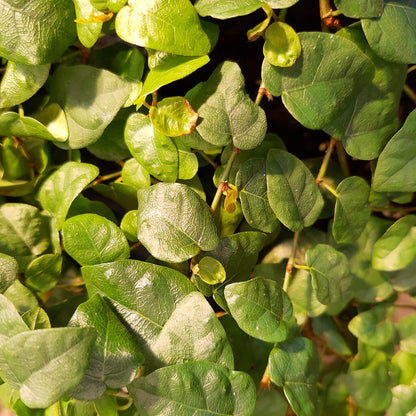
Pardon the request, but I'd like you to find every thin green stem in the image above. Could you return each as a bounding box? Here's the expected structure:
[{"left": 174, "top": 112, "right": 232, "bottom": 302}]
[
  {"left": 403, "top": 84, "right": 416, "bottom": 105},
  {"left": 254, "top": 82, "right": 266, "bottom": 106},
  {"left": 279, "top": 8, "right": 288, "bottom": 21},
  {"left": 321, "top": 181, "right": 339, "bottom": 198},
  {"left": 198, "top": 151, "right": 218, "bottom": 169},
  {"left": 316, "top": 138, "right": 336, "bottom": 183},
  {"left": 335, "top": 140, "right": 350, "bottom": 178},
  {"left": 89, "top": 170, "right": 122, "bottom": 187},
  {"left": 282, "top": 231, "right": 300, "bottom": 293},
  {"left": 293, "top": 263, "right": 311, "bottom": 271}
]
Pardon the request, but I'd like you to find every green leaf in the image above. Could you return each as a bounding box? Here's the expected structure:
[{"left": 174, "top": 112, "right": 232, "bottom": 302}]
[
  {"left": 193, "top": 256, "right": 226, "bottom": 285},
  {"left": 0, "top": 294, "right": 28, "bottom": 341},
  {"left": 82, "top": 259, "right": 196, "bottom": 364},
  {"left": 372, "top": 215, "right": 416, "bottom": 271},
  {"left": 67, "top": 194, "right": 117, "bottom": 224},
  {"left": 265, "top": 0, "right": 299, "bottom": 6},
  {"left": 174, "top": 139, "right": 199, "bottom": 180},
  {"left": 269, "top": 337, "right": 321, "bottom": 416},
  {"left": 348, "top": 304, "right": 395, "bottom": 347},
  {"left": 306, "top": 244, "right": 353, "bottom": 306},
  {"left": 194, "top": 0, "right": 262, "bottom": 19},
  {"left": 115, "top": 0, "right": 211, "bottom": 56},
  {"left": 69, "top": 294, "right": 144, "bottom": 400},
  {"left": 120, "top": 210, "right": 138, "bottom": 242},
  {"left": 374, "top": 109, "right": 416, "bottom": 192},
  {"left": 334, "top": 0, "right": 383, "bottom": 18},
  {"left": 62, "top": 214, "right": 130, "bottom": 266},
  {"left": 121, "top": 159, "right": 151, "bottom": 190},
  {"left": 93, "top": 182, "right": 138, "bottom": 211},
  {"left": 391, "top": 350, "right": 416, "bottom": 384},
  {"left": 224, "top": 277, "right": 293, "bottom": 343},
  {"left": 137, "top": 183, "right": 219, "bottom": 262},
  {"left": 396, "top": 313, "right": 416, "bottom": 355},
  {"left": 149, "top": 97, "right": 198, "bottom": 137},
  {"left": 38, "top": 162, "right": 99, "bottom": 230},
  {"left": 0, "top": 327, "right": 96, "bottom": 408},
  {"left": 388, "top": 384, "right": 416, "bottom": 416},
  {"left": 4, "top": 280, "right": 39, "bottom": 315},
  {"left": 236, "top": 158, "right": 280, "bottom": 233},
  {"left": 0, "top": 204, "right": 51, "bottom": 271},
  {"left": 25, "top": 254, "right": 62, "bottom": 292},
  {"left": 33, "top": 103, "right": 69, "bottom": 142},
  {"left": 125, "top": 113, "right": 178, "bottom": 182},
  {"left": 48, "top": 65, "right": 131, "bottom": 149},
  {"left": 186, "top": 61, "right": 267, "bottom": 150},
  {"left": 0, "top": 253, "right": 18, "bottom": 293},
  {"left": 128, "top": 362, "right": 256, "bottom": 416},
  {"left": 0, "top": 0, "right": 77, "bottom": 65},
  {"left": 21, "top": 307, "right": 51, "bottom": 330},
  {"left": 263, "top": 22, "right": 301, "bottom": 67},
  {"left": 0, "top": 61, "right": 50, "bottom": 108},
  {"left": 94, "top": 395, "right": 118, "bottom": 416},
  {"left": 254, "top": 388, "right": 289, "bottom": 416},
  {"left": 73, "top": 0, "right": 103, "bottom": 48},
  {"left": 266, "top": 149, "right": 324, "bottom": 232},
  {"left": 362, "top": 0, "right": 416, "bottom": 63},
  {"left": 152, "top": 291, "right": 234, "bottom": 369},
  {"left": 333, "top": 176, "right": 371, "bottom": 243}
]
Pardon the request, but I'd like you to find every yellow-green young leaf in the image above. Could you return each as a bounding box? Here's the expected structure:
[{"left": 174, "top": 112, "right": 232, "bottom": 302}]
[
  {"left": 193, "top": 256, "right": 226, "bottom": 285},
  {"left": 263, "top": 22, "right": 301, "bottom": 67},
  {"left": 120, "top": 210, "right": 138, "bottom": 242},
  {"left": 389, "top": 384, "right": 416, "bottom": 416},
  {"left": 73, "top": 0, "right": 103, "bottom": 48},
  {"left": 25, "top": 254, "right": 62, "bottom": 293},
  {"left": 194, "top": 0, "right": 262, "bottom": 19},
  {"left": 121, "top": 158, "right": 151, "bottom": 190},
  {"left": 149, "top": 97, "right": 198, "bottom": 137},
  {"left": 0, "top": 253, "right": 18, "bottom": 293},
  {"left": 247, "top": 6, "right": 273, "bottom": 41},
  {"left": 334, "top": 0, "right": 383, "bottom": 18}
]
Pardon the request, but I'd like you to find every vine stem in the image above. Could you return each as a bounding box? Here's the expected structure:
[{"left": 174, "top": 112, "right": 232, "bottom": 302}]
[
  {"left": 335, "top": 141, "right": 350, "bottom": 177},
  {"left": 198, "top": 151, "right": 218, "bottom": 168},
  {"left": 89, "top": 171, "right": 122, "bottom": 186},
  {"left": 316, "top": 137, "right": 336, "bottom": 184},
  {"left": 254, "top": 81, "right": 267, "bottom": 106},
  {"left": 282, "top": 231, "right": 300, "bottom": 292},
  {"left": 319, "top": 0, "right": 332, "bottom": 32},
  {"left": 403, "top": 84, "right": 416, "bottom": 105}
]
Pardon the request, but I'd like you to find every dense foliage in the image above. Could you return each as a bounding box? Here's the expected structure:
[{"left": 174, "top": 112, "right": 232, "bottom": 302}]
[{"left": 1, "top": 0, "right": 416, "bottom": 415}]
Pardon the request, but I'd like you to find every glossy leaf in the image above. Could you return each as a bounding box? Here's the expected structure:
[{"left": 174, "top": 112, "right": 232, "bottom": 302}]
[
  {"left": 372, "top": 215, "right": 416, "bottom": 271},
  {"left": 129, "top": 362, "right": 256, "bottom": 416},
  {"left": 115, "top": 0, "right": 211, "bottom": 56},
  {"left": 225, "top": 277, "right": 293, "bottom": 343},
  {"left": 120, "top": 210, "right": 138, "bottom": 242},
  {"left": 0, "top": 0, "right": 77, "bottom": 65},
  {"left": 193, "top": 256, "right": 226, "bottom": 285},
  {"left": 137, "top": 183, "right": 219, "bottom": 262},
  {"left": 0, "top": 203, "right": 51, "bottom": 271},
  {"left": 194, "top": 0, "right": 262, "bottom": 19},
  {"left": 334, "top": 0, "right": 383, "bottom": 18},
  {"left": 69, "top": 294, "right": 144, "bottom": 400},
  {"left": 186, "top": 61, "right": 267, "bottom": 150},
  {"left": 25, "top": 254, "right": 62, "bottom": 292},
  {"left": 48, "top": 65, "right": 131, "bottom": 149},
  {"left": 267, "top": 149, "right": 324, "bottom": 232},
  {"left": 0, "top": 253, "right": 18, "bottom": 293},
  {"left": 269, "top": 337, "right": 321, "bottom": 416},
  {"left": 125, "top": 113, "right": 178, "bottom": 182},
  {"left": 62, "top": 214, "right": 130, "bottom": 266},
  {"left": 362, "top": 0, "right": 416, "bottom": 63},
  {"left": 73, "top": 0, "right": 102, "bottom": 48},
  {"left": 263, "top": 22, "right": 301, "bottom": 67},
  {"left": 306, "top": 244, "right": 353, "bottom": 306},
  {"left": 0, "top": 327, "right": 96, "bottom": 408},
  {"left": 236, "top": 158, "right": 280, "bottom": 233},
  {"left": 0, "top": 61, "right": 50, "bottom": 108},
  {"left": 121, "top": 159, "right": 151, "bottom": 190},
  {"left": 333, "top": 176, "right": 371, "bottom": 243},
  {"left": 38, "top": 162, "right": 99, "bottom": 230}
]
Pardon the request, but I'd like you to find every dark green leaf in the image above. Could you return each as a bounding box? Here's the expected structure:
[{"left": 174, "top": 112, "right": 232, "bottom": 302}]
[
  {"left": 122, "top": 159, "right": 151, "bottom": 190},
  {"left": 269, "top": 337, "right": 321, "bottom": 416},
  {"left": 38, "top": 162, "right": 99, "bottom": 230},
  {"left": 225, "top": 277, "right": 293, "bottom": 343},
  {"left": 334, "top": 0, "right": 383, "bottom": 18},
  {"left": 129, "top": 362, "right": 256, "bottom": 416},
  {"left": 62, "top": 214, "right": 130, "bottom": 266},
  {"left": 67, "top": 194, "right": 117, "bottom": 224},
  {"left": 0, "top": 0, "right": 77, "bottom": 65},
  {"left": 267, "top": 149, "right": 324, "bottom": 232},
  {"left": 0, "top": 327, "right": 96, "bottom": 408},
  {"left": 25, "top": 254, "right": 62, "bottom": 292},
  {"left": 194, "top": 0, "right": 262, "bottom": 19},
  {"left": 93, "top": 182, "right": 138, "bottom": 211},
  {"left": 0, "top": 253, "right": 17, "bottom": 293},
  {"left": 254, "top": 387, "right": 289, "bottom": 416},
  {"left": 137, "top": 183, "right": 219, "bottom": 262}
]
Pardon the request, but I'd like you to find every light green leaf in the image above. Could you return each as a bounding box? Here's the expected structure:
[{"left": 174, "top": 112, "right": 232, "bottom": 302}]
[
  {"left": 263, "top": 22, "right": 301, "bottom": 67},
  {"left": 62, "top": 214, "right": 130, "bottom": 266},
  {"left": 391, "top": 350, "right": 416, "bottom": 385},
  {"left": 149, "top": 97, "right": 198, "bottom": 137},
  {"left": 193, "top": 256, "right": 226, "bottom": 285},
  {"left": 69, "top": 294, "right": 144, "bottom": 400},
  {"left": 152, "top": 291, "right": 234, "bottom": 369},
  {"left": 115, "top": 0, "right": 211, "bottom": 56},
  {"left": 25, "top": 254, "right": 62, "bottom": 292},
  {"left": 396, "top": 313, "right": 416, "bottom": 355},
  {"left": 38, "top": 162, "right": 99, "bottom": 230},
  {"left": 194, "top": 0, "right": 262, "bottom": 19},
  {"left": 174, "top": 139, "right": 198, "bottom": 180},
  {"left": 137, "top": 183, "right": 219, "bottom": 262},
  {"left": 224, "top": 277, "right": 293, "bottom": 343},
  {"left": 267, "top": 149, "right": 324, "bottom": 232},
  {"left": 269, "top": 337, "right": 321, "bottom": 416},
  {"left": 186, "top": 61, "right": 267, "bottom": 150},
  {"left": 333, "top": 176, "right": 371, "bottom": 243},
  {"left": 120, "top": 210, "right": 138, "bottom": 242},
  {"left": 73, "top": 0, "right": 103, "bottom": 48},
  {"left": 236, "top": 157, "right": 280, "bottom": 233},
  {"left": 388, "top": 384, "right": 416, "bottom": 416},
  {"left": 4, "top": 280, "right": 39, "bottom": 315},
  {"left": 121, "top": 159, "right": 151, "bottom": 190},
  {"left": 0, "top": 0, "right": 77, "bottom": 65},
  {"left": 33, "top": 103, "right": 69, "bottom": 142},
  {"left": 125, "top": 113, "right": 178, "bottom": 182},
  {"left": 372, "top": 215, "right": 416, "bottom": 271},
  {"left": 348, "top": 304, "right": 395, "bottom": 347},
  {"left": 21, "top": 307, "right": 51, "bottom": 330},
  {"left": 0, "top": 327, "right": 96, "bottom": 408},
  {"left": 374, "top": 109, "right": 416, "bottom": 192},
  {"left": 362, "top": 0, "right": 416, "bottom": 63},
  {"left": 0, "top": 294, "right": 28, "bottom": 341},
  {"left": 334, "top": 0, "right": 383, "bottom": 18},
  {"left": 128, "top": 362, "right": 256, "bottom": 416},
  {"left": 0, "top": 204, "right": 51, "bottom": 271},
  {"left": 0, "top": 253, "right": 18, "bottom": 293},
  {"left": 48, "top": 65, "right": 131, "bottom": 149},
  {"left": 82, "top": 259, "right": 196, "bottom": 365},
  {"left": 0, "top": 61, "right": 50, "bottom": 108},
  {"left": 265, "top": 0, "right": 299, "bottom": 6},
  {"left": 306, "top": 244, "right": 353, "bottom": 306}
]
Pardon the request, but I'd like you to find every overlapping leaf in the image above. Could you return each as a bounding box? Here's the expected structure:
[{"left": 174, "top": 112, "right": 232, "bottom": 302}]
[
  {"left": 334, "top": 0, "right": 383, "bottom": 18},
  {"left": 73, "top": 0, "right": 103, "bottom": 48},
  {"left": 25, "top": 253, "right": 62, "bottom": 292}
]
